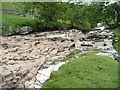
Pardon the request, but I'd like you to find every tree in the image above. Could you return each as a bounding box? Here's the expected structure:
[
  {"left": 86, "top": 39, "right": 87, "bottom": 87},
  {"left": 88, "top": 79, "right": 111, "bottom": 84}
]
[
  {"left": 18, "top": 1, "right": 120, "bottom": 32},
  {"left": 103, "top": 2, "right": 120, "bottom": 28}
]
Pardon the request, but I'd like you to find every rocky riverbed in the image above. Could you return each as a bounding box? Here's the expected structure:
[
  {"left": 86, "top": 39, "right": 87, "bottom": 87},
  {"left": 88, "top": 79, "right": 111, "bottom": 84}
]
[{"left": 0, "top": 29, "right": 84, "bottom": 88}]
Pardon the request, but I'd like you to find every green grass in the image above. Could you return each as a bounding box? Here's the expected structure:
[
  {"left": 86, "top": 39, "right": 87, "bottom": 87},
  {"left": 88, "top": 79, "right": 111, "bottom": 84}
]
[
  {"left": 42, "top": 55, "right": 118, "bottom": 88},
  {"left": 80, "top": 51, "right": 100, "bottom": 57},
  {"left": 64, "top": 50, "right": 82, "bottom": 61},
  {"left": 1, "top": 2, "right": 19, "bottom": 10},
  {"left": 1, "top": 14, "right": 35, "bottom": 35}
]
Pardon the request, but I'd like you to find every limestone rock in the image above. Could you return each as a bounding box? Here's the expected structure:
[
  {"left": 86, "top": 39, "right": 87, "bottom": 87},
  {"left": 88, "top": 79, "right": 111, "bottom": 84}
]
[
  {"left": 2, "top": 43, "right": 8, "bottom": 49},
  {"left": 19, "top": 26, "right": 32, "bottom": 34}
]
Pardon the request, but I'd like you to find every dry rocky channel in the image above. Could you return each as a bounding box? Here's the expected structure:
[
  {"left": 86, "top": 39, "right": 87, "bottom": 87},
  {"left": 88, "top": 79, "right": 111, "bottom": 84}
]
[
  {"left": 0, "top": 29, "right": 85, "bottom": 88},
  {"left": 0, "top": 29, "right": 118, "bottom": 89}
]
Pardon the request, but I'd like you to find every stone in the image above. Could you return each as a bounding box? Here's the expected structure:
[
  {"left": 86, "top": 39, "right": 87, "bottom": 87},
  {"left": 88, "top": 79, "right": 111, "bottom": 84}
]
[
  {"left": 58, "top": 47, "right": 64, "bottom": 52},
  {"left": 8, "top": 27, "right": 13, "bottom": 33},
  {"left": 19, "top": 26, "right": 32, "bottom": 34},
  {"left": 36, "top": 62, "right": 65, "bottom": 86},
  {"left": 41, "top": 47, "right": 50, "bottom": 53},
  {"left": 51, "top": 56, "right": 60, "bottom": 61},
  {"left": 2, "top": 68, "right": 12, "bottom": 79},
  {"left": 24, "top": 37, "right": 30, "bottom": 40},
  {"left": 34, "top": 33, "right": 45, "bottom": 37},
  {"left": 2, "top": 43, "right": 8, "bottom": 49},
  {"left": 105, "top": 49, "right": 117, "bottom": 54},
  {"left": 50, "top": 49, "right": 58, "bottom": 55},
  {"left": 87, "top": 27, "right": 114, "bottom": 39},
  {"left": 34, "top": 41, "right": 40, "bottom": 46},
  {"left": 96, "top": 52, "right": 114, "bottom": 59},
  {"left": 10, "top": 48, "right": 19, "bottom": 53},
  {"left": 97, "top": 23, "right": 103, "bottom": 27},
  {"left": 8, "top": 60, "right": 15, "bottom": 65},
  {"left": 113, "top": 53, "right": 119, "bottom": 60},
  {"left": 70, "top": 43, "right": 75, "bottom": 49}
]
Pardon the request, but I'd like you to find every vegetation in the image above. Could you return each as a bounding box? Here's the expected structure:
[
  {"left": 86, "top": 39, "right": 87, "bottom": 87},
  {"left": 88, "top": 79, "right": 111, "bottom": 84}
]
[
  {"left": 0, "top": 14, "right": 35, "bottom": 35},
  {"left": 113, "top": 27, "right": 120, "bottom": 54},
  {"left": 1, "top": 2, "right": 18, "bottom": 10},
  {"left": 64, "top": 50, "right": 82, "bottom": 61},
  {"left": 42, "top": 55, "right": 118, "bottom": 88},
  {"left": 1, "top": 2, "right": 120, "bottom": 34},
  {"left": 18, "top": 2, "right": 120, "bottom": 31}
]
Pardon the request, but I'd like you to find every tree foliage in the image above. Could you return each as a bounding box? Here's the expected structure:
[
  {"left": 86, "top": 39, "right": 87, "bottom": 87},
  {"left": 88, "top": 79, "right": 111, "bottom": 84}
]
[{"left": 18, "top": 1, "right": 120, "bottom": 31}]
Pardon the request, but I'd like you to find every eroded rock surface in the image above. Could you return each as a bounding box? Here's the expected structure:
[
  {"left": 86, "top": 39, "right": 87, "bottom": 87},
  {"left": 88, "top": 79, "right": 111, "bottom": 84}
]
[{"left": 0, "top": 29, "right": 84, "bottom": 88}]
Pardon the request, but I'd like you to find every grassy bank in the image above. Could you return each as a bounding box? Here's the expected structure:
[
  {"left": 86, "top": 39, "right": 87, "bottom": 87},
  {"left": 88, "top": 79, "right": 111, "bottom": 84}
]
[
  {"left": 42, "top": 55, "right": 118, "bottom": 88},
  {"left": 1, "top": 14, "right": 35, "bottom": 35},
  {"left": 113, "top": 27, "right": 120, "bottom": 54}
]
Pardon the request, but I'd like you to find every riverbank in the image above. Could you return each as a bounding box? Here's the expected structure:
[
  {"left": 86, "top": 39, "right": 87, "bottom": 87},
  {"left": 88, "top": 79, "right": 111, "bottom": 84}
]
[{"left": 42, "top": 54, "right": 118, "bottom": 88}]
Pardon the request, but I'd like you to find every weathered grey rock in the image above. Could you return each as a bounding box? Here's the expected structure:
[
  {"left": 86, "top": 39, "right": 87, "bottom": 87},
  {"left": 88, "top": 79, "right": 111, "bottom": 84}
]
[
  {"left": 113, "top": 53, "right": 119, "bottom": 60},
  {"left": 87, "top": 27, "right": 114, "bottom": 39},
  {"left": 50, "top": 49, "right": 58, "bottom": 55},
  {"left": 96, "top": 52, "right": 114, "bottom": 59},
  {"left": 58, "top": 47, "right": 64, "bottom": 52},
  {"left": 10, "top": 48, "right": 19, "bottom": 53},
  {"left": 8, "top": 27, "right": 13, "bottom": 33},
  {"left": 24, "top": 37, "right": 30, "bottom": 40},
  {"left": 2, "top": 43, "right": 8, "bottom": 49},
  {"left": 19, "top": 26, "right": 32, "bottom": 34},
  {"left": 34, "top": 41, "right": 40, "bottom": 46},
  {"left": 2, "top": 68, "right": 12, "bottom": 79}
]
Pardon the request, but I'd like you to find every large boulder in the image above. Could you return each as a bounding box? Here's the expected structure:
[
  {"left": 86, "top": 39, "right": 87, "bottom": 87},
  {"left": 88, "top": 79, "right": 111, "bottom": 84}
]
[{"left": 19, "top": 26, "right": 32, "bottom": 34}]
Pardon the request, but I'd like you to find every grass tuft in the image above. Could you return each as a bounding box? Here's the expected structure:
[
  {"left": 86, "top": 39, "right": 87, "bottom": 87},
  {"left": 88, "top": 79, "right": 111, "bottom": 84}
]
[{"left": 64, "top": 50, "right": 82, "bottom": 61}]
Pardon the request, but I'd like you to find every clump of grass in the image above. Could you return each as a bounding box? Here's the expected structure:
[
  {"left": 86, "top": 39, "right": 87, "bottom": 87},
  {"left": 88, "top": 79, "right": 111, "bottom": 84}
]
[
  {"left": 64, "top": 50, "right": 82, "bottom": 61},
  {"left": 42, "top": 55, "right": 118, "bottom": 88}
]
